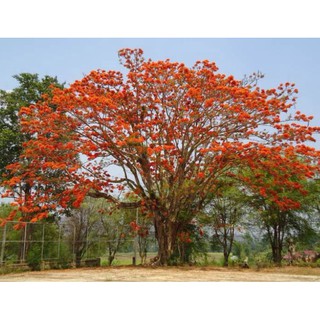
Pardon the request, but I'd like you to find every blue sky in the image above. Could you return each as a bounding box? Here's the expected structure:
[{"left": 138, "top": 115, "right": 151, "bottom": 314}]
[{"left": 1, "top": 38, "right": 320, "bottom": 128}]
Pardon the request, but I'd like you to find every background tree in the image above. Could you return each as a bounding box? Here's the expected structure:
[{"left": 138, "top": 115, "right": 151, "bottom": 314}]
[
  {"left": 247, "top": 172, "right": 319, "bottom": 265},
  {"left": 0, "top": 73, "right": 64, "bottom": 180},
  {"left": 206, "top": 180, "right": 249, "bottom": 266},
  {"left": 3, "top": 49, "right": 320, "bottom": 265},
  {"left": 135, "top": 209, "right": 153, "bottom": 264},
  {"left": 98, "top": 205, "right": 134, "bottom": 266},
  {"left": 0, "top": 74, "right": 64, "bottom": 261},
  {"left": 63, "top": 199, "right": 101, "bottom": 267},
  {"left": 174, "top": 219, "right": 209, "bottom": 265}
]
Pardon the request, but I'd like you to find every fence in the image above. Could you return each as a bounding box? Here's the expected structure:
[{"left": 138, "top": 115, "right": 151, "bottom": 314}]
[{"left": 0, "top": 220, "right": 158, "bottom": 269}]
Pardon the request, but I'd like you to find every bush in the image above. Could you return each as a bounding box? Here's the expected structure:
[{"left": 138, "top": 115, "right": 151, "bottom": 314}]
[
  {"left": 253, "top": 251, "right": 275, "bottom": 269},
  {"left": 0, "top": 262, "right": 31, "bottom": 274}
]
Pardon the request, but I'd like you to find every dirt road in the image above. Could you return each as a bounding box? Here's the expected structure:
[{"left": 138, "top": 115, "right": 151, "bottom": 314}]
[{"left": 1, "top": 266, "right": 320, "bottom": 282}]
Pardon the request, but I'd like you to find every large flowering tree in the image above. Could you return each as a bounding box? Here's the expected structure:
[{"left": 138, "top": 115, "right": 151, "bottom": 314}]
[{"left": 2, "top": 49, "right": 320, "bottom": 265}]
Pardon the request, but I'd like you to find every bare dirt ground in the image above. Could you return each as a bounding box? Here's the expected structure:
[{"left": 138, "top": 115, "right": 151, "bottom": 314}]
[{"left": 1, "top": 265, "right": 320, "bottom": 282}]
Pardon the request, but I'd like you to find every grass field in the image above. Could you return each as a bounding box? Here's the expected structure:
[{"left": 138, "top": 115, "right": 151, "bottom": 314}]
[{"left": 101, "top": 252, "right": 224, "bottom": 266}]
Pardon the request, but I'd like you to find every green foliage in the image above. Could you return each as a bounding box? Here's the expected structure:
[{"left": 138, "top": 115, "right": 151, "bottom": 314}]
[
  {"left": 210, "top": 234, "right": 222, "bottom": 252},
  {"left": 293, "top": 224, "right": 320, "bottom": 251},
  {"left": 169, "top": 222, "right": 209, "bottom": 266},
  {"left": 62, "top": 198, "right": 138, "bottom": 266},
  {"left": 25, "top": 222, "right": 70, "bottom": 270},
  {"left": 232, "top": 241, "right": 245, "bottom": 260},
  {"left": 0, "top": 203, "right": 15, "bottom": 218},
  {"left": 0, "top": 263, "right": 31, "bottom": 275},
  {"left": 253, "top": 250, "right": 275, "bottom": 269},
  {"left": 204, "top": 179, "right": 251, "bottom": 266},
  {"left": 0, "top": 204, "right": 71, "bottom": 270}
]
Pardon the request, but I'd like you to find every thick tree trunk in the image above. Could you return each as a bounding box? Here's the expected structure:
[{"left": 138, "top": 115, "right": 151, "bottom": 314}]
[
  {"left": 267, "top": 225, "right": 284, "bottom": 266},
  {"left": 154, "top": 215, "right": 179, "bottom": 266},
  {"left": 271, "top": 244, "right": 283, "bottom": 265}
]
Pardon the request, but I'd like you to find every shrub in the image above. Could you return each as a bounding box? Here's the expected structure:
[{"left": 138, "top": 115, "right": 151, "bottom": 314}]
[{"left": 253, "top": 251, "right": 275, "bottom": 269}]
